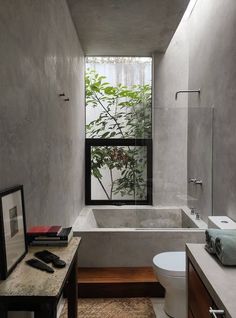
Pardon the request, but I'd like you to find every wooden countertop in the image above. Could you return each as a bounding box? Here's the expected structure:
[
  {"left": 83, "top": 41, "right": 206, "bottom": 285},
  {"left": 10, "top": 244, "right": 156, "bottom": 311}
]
[
  {"left": 186, "top": 243, "right": 236, "bottom": 318},
  {"left": 0, "top": 237, "right": 81, "bottom": 298}
]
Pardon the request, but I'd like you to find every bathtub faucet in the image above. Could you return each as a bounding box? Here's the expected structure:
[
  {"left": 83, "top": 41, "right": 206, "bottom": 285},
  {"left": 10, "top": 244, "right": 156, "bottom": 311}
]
[
  {"left": 190, "top": 207, "right": 196, "bottom": 215},
  {"left": 195, "top": 212, "right": 201, "bottom": 220}
]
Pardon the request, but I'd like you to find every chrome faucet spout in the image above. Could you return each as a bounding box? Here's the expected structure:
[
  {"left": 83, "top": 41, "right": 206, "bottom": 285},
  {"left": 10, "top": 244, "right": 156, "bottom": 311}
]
[
  {"left": 195, "top": 179, "right": 203, "bottom": 185},
  {"left": 188, "top": 178, "right": 197, "bottom": 183},
  {"left": 175, "top": 89, "right": 200, "bottom": 100}
]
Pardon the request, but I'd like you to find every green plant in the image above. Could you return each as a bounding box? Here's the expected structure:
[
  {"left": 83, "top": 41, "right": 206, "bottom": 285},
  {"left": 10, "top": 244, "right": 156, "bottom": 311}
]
[{"left": 86, "top": 69, "right": 151, "bottom": 200}]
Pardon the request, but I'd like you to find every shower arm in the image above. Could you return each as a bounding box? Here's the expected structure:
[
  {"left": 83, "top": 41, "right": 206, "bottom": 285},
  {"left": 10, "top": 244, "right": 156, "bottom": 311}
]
[{"left": 175, "top": 89, "right": 200, "bottom": 100}]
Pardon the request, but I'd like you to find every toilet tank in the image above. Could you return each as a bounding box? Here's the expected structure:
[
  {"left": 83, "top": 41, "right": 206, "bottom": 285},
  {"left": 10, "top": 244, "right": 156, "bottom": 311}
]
[{"left": 208, "top": 216, "right": 236, "bottom": 229}]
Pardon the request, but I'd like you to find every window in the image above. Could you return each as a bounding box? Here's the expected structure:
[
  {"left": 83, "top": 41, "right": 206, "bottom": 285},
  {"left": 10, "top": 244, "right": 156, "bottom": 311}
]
[{"left": 85, "top": 57, "right": 152, "bottom": 204}]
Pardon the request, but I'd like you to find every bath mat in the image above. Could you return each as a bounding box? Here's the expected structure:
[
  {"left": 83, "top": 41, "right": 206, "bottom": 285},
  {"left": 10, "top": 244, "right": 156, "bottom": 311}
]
[{"left": 60, "top": 297, "right": 156, "bottom": 318}]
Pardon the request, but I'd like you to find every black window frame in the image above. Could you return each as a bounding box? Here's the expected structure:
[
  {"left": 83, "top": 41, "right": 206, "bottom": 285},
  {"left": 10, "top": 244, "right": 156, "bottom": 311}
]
[{"left": 85, "top": 138, "right": 152, "bottom": 205}]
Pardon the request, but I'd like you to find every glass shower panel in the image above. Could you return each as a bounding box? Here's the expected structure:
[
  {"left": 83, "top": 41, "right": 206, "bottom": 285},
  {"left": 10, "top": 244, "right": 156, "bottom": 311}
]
[
  {"left": 153, "top": 107, "right": 189, "bottom": 206},
  {"left": 187, "top": 106, "right": 214, "bottom": 221},
  {"left": 152, "top": 105, "right": 213, "bottom": 226}
]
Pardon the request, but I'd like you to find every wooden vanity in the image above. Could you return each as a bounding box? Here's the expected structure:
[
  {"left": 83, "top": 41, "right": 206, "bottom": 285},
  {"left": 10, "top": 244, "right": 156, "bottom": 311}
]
[{"left": 187, "top": 244, "right": 236, "bottom": 318}]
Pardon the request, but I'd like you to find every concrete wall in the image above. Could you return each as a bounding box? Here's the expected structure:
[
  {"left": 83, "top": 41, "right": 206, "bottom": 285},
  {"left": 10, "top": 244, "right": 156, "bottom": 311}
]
[
  {"left": 153, "top": 20, "right": 188, "bottom": 206},
  {"left": 0, "top": 0, "right": 85, "bottom": 231},
  {"left": 159, "top": 0, "right": 236, "bottom": 223},
  {"left": 162, "top": 0, "right": 236, "bottom": 220},
  {"left": 187, "top": 0, "right": 214, "bottom": 222},
  {"left": 187, "top": 0, "right": 236, "bottom": 221}
]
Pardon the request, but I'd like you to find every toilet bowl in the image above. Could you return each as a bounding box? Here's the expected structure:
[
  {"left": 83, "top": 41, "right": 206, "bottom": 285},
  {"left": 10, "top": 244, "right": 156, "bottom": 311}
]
[{"left": 153, "top": 251, "right": 186, "bottom": 318}]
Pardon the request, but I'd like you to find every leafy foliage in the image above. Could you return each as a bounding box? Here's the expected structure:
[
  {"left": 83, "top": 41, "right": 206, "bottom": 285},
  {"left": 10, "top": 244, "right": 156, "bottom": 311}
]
[
  {"left": 86, "top": 69, "right": 151, "bottom": 200},
  {"left": 86, "top": 69, "right": 152, "bottom": 139},
  {"left": 91, "top": 146, "right": 147, "bottom": 200}
]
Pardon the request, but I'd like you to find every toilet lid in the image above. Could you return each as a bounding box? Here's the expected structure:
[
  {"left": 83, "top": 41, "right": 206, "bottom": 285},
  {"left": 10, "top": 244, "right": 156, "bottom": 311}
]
[{"left": 153, "top": 252, "right": 186, "bottom": 277}]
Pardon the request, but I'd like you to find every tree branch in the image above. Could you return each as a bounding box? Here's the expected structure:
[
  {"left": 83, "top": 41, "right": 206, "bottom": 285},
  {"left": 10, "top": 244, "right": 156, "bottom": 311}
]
[
  {"left": 97, "top": 177, "right": 110, "bottom": 200},
  {"left": 109, "top": 168, "right": 114, "bottom": 200},
  {"left": 94, "top": 92, "right": 125, "bottom": 138}
]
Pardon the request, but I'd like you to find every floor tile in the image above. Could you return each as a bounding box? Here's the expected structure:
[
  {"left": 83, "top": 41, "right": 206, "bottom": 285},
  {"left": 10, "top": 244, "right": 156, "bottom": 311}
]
[{"left": 151, "top": 298, "right": 169, "bottom": 318}]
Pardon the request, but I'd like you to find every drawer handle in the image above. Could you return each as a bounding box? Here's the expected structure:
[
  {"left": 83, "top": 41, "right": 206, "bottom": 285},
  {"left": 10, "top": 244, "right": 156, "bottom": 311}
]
[{"left": 209, "top": 307, "right": 225, "bottom": 317}]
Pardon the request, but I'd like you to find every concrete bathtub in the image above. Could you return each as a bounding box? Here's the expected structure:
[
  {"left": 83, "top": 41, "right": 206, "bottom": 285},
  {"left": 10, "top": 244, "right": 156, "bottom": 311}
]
[{"left": 73, "top": 206, "right": 207, "bottom": 267}]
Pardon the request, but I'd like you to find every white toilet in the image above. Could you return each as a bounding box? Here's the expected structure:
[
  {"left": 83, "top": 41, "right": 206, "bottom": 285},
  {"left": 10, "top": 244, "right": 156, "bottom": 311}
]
[{"left": 153, "top": 251, "right": 186, "bottom": 318}]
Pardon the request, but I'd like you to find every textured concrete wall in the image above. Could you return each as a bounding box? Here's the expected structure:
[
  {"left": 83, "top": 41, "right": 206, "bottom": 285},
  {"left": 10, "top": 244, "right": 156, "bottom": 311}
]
[
  {"left": 154, "top": 0, "right": 236, "bottom": 223},
  {"left": 153, "top": 20, "right": 188, "bottom": 206},
  {"left": 187, "top": 0, "right": 236, "bottom": 221},
  {"left": 0, "top": 0, "right": 85, "bottom": 231},
  {"left": 187, "top": 1, "right": 214, "bottom": 222}
]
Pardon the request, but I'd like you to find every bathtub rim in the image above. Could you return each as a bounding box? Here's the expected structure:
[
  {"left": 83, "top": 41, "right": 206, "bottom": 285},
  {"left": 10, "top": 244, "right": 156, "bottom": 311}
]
[{"left": 73, "top": 205, "right": 207, "bottom": 233}]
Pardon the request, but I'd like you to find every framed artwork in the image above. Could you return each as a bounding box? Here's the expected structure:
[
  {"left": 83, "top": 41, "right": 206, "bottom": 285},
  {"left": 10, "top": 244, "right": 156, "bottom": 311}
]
[{"left": 0, "top": 185, "right": 28, "bottom": 279}]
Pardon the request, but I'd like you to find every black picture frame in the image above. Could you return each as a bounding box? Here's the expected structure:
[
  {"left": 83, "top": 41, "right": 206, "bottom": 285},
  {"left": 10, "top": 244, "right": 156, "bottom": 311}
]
[{"left": 0, "top": 185, "right": 28, "bottom": 280}]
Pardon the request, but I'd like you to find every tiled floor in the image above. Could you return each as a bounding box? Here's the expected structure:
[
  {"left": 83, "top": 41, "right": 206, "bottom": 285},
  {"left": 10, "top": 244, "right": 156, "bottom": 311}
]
[{"left": 151, "top": 298, "right": 169, "bottom": 318}]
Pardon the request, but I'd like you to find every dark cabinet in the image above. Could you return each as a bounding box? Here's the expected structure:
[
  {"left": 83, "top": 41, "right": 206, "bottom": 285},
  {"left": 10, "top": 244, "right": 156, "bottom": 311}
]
[
  {"left": 188, "top": 309, "right": 194, "bottom": 318},
  {"left": 188, "top": 261, "right": 224, "bottom": 318}
]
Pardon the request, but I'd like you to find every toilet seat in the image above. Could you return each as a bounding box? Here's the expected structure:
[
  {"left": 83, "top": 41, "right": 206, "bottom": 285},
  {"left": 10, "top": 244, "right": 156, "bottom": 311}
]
[{"left": 153, "top": 251, "right": 186, "bottom": 277}]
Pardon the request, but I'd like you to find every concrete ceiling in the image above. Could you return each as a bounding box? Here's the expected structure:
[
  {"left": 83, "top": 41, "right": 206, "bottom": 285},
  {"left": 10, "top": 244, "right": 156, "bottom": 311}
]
[{"left": 67, "top": 0, "right": 189, "bottom": 56}]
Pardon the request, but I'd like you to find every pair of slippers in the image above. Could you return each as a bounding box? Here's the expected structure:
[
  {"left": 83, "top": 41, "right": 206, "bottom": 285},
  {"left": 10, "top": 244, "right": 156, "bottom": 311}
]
[{"left": 34, "top": 250, "right": 66, "bottom": 268}]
